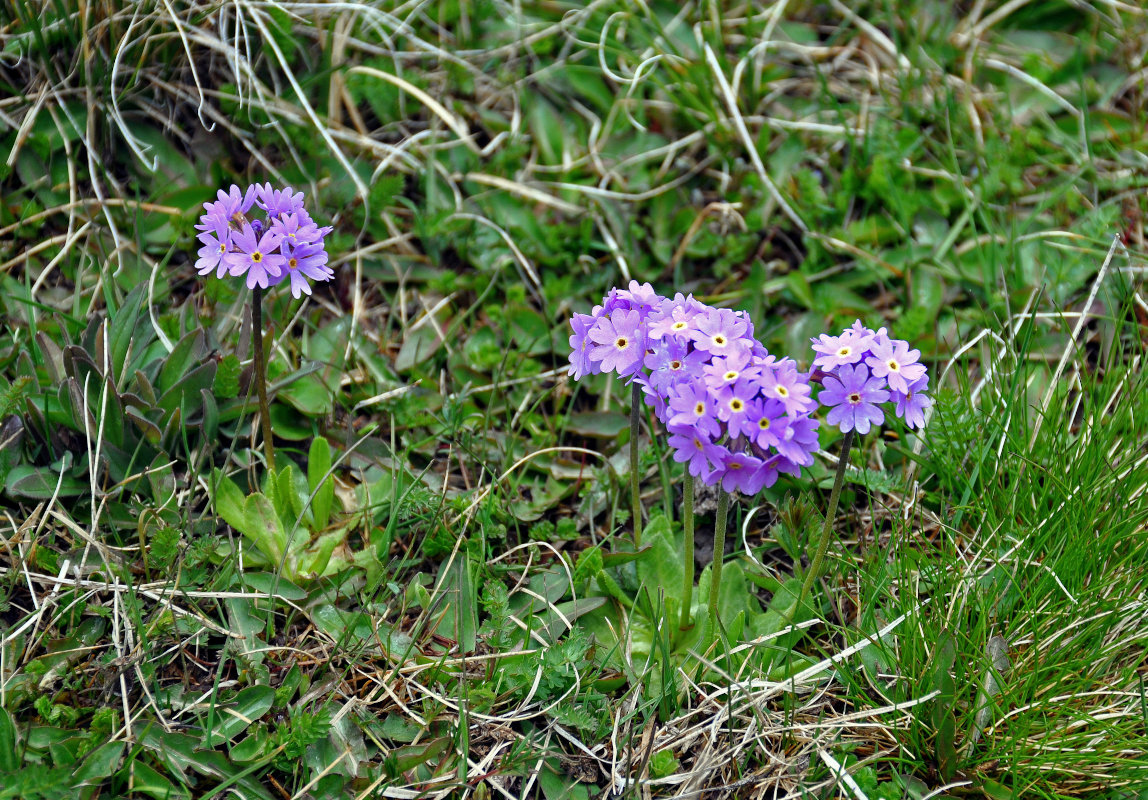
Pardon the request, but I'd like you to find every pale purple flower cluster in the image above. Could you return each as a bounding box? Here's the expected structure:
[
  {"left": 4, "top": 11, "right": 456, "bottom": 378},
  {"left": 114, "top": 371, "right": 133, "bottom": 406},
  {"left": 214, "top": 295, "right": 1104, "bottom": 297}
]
[
  {"left": 568, "top": 282, "right": 820, "bottom": 494},
  {"left": 195, "top": 184, "right": 334, "bottom": 298},
  {"left": 811, "top": 320, "right": 933, "bottom": 433}
]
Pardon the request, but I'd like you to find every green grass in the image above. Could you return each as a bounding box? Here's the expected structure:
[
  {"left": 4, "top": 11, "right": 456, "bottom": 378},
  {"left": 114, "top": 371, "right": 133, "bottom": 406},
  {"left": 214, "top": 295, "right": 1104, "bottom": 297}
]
[{"left": 2, "top": 0, "right": 1148, "bottom": 798}]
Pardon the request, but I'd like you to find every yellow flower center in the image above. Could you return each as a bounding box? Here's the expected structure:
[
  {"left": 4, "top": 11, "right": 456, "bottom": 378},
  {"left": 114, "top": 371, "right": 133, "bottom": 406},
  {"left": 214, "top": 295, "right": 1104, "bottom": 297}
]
[
  {"left": 776, "top": 385, "right": 789, "bottom": 397},
  {"left": 252, "top": 252, "right": 263, "bottom": 263},
  {"left": 729, "top": 398, "right": 744, "bottom": 412},
  {"left": 287, "top": 258, "right": 298, "bottom": 271},
  {"left": 694, "top": 402, "right": 705, "bottom": 415},
  {"left": 837, "top": 346, "right": 851, "bottom": 357},
  {"left": 848, "top": 392, "right": 861, "bottom": 404},
  {"left": 724, "top": 370, "right": 738, "bottom": 382},
  {"left": 713, "top": 335, "right": 727, "bottom": 347},
  {"left": 615, "top": 337, "right": 628, "bottom": 349},
  {"left": 887, "top": 359, "right": 900, "bottom": 372}
]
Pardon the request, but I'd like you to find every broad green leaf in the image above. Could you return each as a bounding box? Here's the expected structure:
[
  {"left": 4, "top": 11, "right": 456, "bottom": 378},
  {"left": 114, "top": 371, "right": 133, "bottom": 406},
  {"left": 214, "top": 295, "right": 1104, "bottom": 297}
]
[
  {"left": 395, "top": 324, "right": 443, "bottom": 372},
  {"left": 243, "top": 492, "right": 289, "bottom": 567},
  {"left": 309, "top": 436, "right": 334, "bottom": 530},
  {"left": 635, "top": 514, "right": 685, "bottom": 609},
  {"left": 211, "top": 470, "right": 248, "bottom": 535},
  {"left": 277, "top": 372, "right": 332, "bottom": 415},
  {"left": 203, "top": 685, "right": 275, "bottom": 747},
  {"left": 73, "top": 741, "right": 125, "bottom": 785},
  {"left": 0, "top": 707, "right": 17, "bottom": 772},
  {"left": 566, "top": 412, "right": 628, "bottom": 438},
  {"left": 5, "top": 464, "right": 87, "bottom": 499},
  {"left": 157, "top": 329, "right": 205, "bottom": 396}
]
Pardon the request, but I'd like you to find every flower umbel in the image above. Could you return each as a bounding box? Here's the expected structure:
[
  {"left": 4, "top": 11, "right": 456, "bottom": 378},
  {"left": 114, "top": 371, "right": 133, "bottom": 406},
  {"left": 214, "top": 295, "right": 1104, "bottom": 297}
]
[
  {"left": 567, "top": 282, "right": 820, "bottom": 495},
  {"left": 812, "top": 320, "right": 932, "bottom": 432},
  {"left": 195, "top": 183, "right": 332, "bottom": 297}
]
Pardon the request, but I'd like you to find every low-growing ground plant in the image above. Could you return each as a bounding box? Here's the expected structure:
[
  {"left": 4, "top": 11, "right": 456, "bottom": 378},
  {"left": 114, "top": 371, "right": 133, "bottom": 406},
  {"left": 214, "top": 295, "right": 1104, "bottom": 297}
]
[{"left": 1, "top": 1, "right": 1147, "bottom": 799}]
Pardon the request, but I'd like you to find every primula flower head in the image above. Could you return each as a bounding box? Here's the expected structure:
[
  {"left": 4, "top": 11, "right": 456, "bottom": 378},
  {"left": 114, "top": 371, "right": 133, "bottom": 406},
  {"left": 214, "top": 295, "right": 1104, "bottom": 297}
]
[
  {"left": 568, "top": 286, "right": 821, "bottom": 495},
  {"left": 812, "top": 320, "right": 932, "bottom": 434},
  {"left": 195, "top": 183, "right": 333, "bottom": 296}
]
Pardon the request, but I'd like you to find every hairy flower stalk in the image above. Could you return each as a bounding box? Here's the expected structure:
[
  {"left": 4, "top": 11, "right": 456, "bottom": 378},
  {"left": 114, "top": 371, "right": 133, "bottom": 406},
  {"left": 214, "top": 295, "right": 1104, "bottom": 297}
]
[
  {"left": 706, "top": 490, "right": 729, "bottom": 637},
  {"left": 195, "top": 183, "right": 333, "bottom": 471},
  {"left": 630, "top": 382, "right": 643, "bottom": 547},
  {"left": 680, "top": 473, "right": 694, "bottom": 630},
  {"left": 251, "top": 287, "right": 276, "bottom": 470}
]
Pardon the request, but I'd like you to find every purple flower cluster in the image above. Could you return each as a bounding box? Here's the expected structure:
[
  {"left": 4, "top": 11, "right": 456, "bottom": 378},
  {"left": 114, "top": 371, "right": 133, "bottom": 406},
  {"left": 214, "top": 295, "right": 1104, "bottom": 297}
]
[
  {"left": 568, "top": 282, "right": 820, "bottom": 494},
  {"left": 811, "top": 320, "right": 933, "bottom": 433},
  {"left": 195, "top": 184, "right": 334, "bottom": 298}
]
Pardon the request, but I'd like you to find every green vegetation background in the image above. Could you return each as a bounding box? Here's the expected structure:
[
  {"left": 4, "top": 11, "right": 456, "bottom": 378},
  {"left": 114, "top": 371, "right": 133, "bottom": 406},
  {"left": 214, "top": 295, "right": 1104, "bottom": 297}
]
[{"left": 1, "top": 1, "right": 1147, "bottom": 798}]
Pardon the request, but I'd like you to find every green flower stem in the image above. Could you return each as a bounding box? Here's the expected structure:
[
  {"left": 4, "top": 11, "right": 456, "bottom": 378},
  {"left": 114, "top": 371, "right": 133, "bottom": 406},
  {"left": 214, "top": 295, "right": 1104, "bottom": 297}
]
[
  {"left": 797, "top": 428, "right": 854, "bottom": 614},
  {"left": 680, "top": 472, "right": 695, "bottom": 631},
  {"left": 630, "top": 382, "right": 642, "bottom": 548},
  {"left": 252, "top": 287, "right": 275, "bottom": 472},
  {"left": 707, "top": 490, "right": 730, "bottom": 634}
]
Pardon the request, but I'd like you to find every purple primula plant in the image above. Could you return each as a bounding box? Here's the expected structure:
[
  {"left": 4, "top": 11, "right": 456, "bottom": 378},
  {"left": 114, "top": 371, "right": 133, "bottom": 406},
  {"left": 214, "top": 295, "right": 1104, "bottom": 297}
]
[
  {"left": 195, "top": 183, "right": 334, "bottom": 299},
  {"left": 811, "top": 320, "right": 933, "bottom": 433},
  {"left": 795, "top": 319, "right": 934, "bottom": 617},
  {"left": 568, "top": 282, "right": 821, "bottom": 495},
  {"left": 567, "top": 282, "right": 823, "bottom": 634},
  {"left": 195, "top": 184, "right": 335, "bottom": 472}
]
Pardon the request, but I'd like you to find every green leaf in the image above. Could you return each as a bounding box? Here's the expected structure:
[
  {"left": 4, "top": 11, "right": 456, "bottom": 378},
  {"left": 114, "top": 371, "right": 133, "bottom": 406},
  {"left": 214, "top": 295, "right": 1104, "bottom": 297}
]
[
  {"left": 0, "top": 707, "right": 17, "bottom": 772},
  {"left": 73, "top": 741, "right": 125, "bottom": 785},
  {"left": 395, "top": 324, "right": 443, "bottom": 372},
  {"left": 566, "top": 412, "right": 628, "bottom": 438},
  {"left": 308, "top": 436, "right": 334, "bottom": 530},
  {"left": 156, "top": 362, "right": 216, "bottom": 416},
  {"left": 635, "top": 514, "right": 685, "bottom": 610},
  {"left": 930, "top": 629, "right": 959, "bottom": 781},
  {"left": 211, "top": 470, "right": 248, "bottom": 535},
  {"left": 157, "top": 329, "right": 206, "bottom": 396},
  {"left": 5, "top": 464, "right": 88, "bottom": 499},
  {"left": 277, "top": 372, "right": 332, "bottom": 415},
  {"left": 203, "top": 685, "right": 276, "bottom": 747},
  {"left": 213, "top": 353, "right": 241, "bottom": 400},
  {"left": 243, "top": 492, "right": 290, "bottom": 567}
]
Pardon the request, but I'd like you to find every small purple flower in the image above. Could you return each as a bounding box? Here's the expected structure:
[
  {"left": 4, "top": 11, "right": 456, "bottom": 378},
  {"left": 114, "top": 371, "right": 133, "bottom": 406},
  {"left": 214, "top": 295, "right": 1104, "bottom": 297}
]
[
  {"left": 715, "top": 379, "right": 756, "bottom": 432},
  {"left": 568, "top": 313, "right": 600, "bottom": 380},
  {"left": 255, "top": 183, "right": 306, "bottom": 219},
  {"left": 268, "top": 240, "right": 333, "bottom": 298},
  {"left": 865, "top": 335, "right": 926, "bottom": 394},
  {"left": 690, "top": 308, "right": 750, "bottom": 358},
  {"left": 648, "top": 304, "right": 695, "bottom": 340},
  {"left": 666, "top": 382, "right": 721, "bottom": 439},
  {"left": 711, "top": 450, "right": 767, "bottom": 494},
  {"left": 644, "top": 337, "right": 691, "bottom": 393},
  {"left": 588, "top": 310, "right": 645, "bottom": 376},
  {"left": 775, "top": 414, "right": 819, "bottom": 466},
  {"left": 194, "top": 230, "right": 231, "bottom": 278},
  {"left": 615, "top": 280, "right": 661, "bottom": 316},
  {"left": 668, "top": 426, "right": 722, "bottom": 479},
  {"left": 892, "top": 374, "right": 933, "bottom": 429},
  {"left": 818, "top": 363, "right": 889, "bottom": 435},
  {"left": 703, "top": 351, "right": 753, "bottom": 390},
  {"left": 811, "top": 330, "right": 869, "bottom": 370},
  {"left": 270, "top": 212, "right": 322, "bottom": 249},
  {"left": 757, "top": 362, "right": 814, "bottom": 417},
  {"left": 749, "top": 398, "right": 788, "bottom": 450},
  {"left": 225, "top": 224, "right": 286, "bottom": 290}
]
